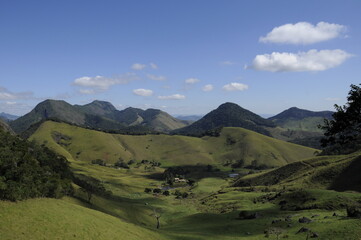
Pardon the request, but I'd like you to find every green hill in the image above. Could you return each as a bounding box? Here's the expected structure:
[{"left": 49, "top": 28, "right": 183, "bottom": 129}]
[
  {"left": 233, "top": 151, "right": 361, "bottom": 192},
  {"left": 0, "top": 198, "right": 165, "bottom": 240},
  {"left": 173, "top": 102, "right": 276, "bottom": 137},
  {"left": 29, "top": 121, "right": 316, "bottom": 168},
  {"left": 269, "top": 107, "right": 333, "bottom": 132}
]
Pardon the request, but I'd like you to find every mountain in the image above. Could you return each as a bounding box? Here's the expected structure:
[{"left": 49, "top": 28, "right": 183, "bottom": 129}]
[
  {"left": 0, "top": 112, "right": 19, "bottom": 121},
  {"left": 173, "top": 102, "right": 276, "bottom": 137},
  {"left": 0, "top": 118, "right": 14, "bottom": 134},
  {"left": 10, "top": 100, "right": 89, "bottom": 133},
  {"left": 79, "top": 101, "right": 188, "bottom": 132},
  {"left": 269, "top": 107, "right": 333, "bottom": 132},
  {"left": 175, "top": 115, "right": 203, "bottom": 122},
  {"left": 10, "top": 99, "right": 188, "bottom": 134}
]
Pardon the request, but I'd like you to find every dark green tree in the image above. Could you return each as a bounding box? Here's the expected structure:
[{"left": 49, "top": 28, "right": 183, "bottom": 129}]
[{"left": 320, "top": 84, "right": 361, "bottom": 154}]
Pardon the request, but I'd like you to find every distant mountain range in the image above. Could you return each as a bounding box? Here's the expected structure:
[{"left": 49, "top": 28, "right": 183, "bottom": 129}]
[
  {"left": 10, "top": 100, "right": 189, "bottom": 134},
  {"left": 0, "top": 112, "right": 19, "bottom": 121},
  {"left": 9, "top": 99, "right": 333, "bottom": 149}
]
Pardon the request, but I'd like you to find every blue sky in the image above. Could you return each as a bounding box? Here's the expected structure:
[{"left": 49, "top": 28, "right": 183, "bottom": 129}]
[{"left": 1, "top": 0, "right": 361, "bottom": 116}]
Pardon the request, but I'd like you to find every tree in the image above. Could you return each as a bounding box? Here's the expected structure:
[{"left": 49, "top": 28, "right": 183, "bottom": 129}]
[
  {"left": 320, "top": 84, "right": 361, "bottom": 154},
  {"left": 152, "top": 208, "right": 161, "bottom": 229}
]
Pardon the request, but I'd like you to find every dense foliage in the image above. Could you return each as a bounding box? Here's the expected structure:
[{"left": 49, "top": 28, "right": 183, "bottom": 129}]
[
  {"left": 320, "top": 84, "right": 361, "bottom": 154},
  {"left": 0, "top": 129, "right": 73, "bottom": 201}
]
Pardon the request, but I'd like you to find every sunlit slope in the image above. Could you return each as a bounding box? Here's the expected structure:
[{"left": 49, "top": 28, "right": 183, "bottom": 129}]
[
  {"left": 0, "top": 198, "right": 165, "bottom": 240},
  {"left": 234, "top": 151, "right": 361, "bottom": 191},
  {"left": 30, "top": 121, "right": 316, "bottom": 167},
  {"left": 204, "top": 127, "right": 317, "bottom": 167}
]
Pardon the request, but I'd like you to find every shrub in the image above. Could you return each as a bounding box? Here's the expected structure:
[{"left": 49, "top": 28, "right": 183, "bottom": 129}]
[
  {"left": 114, "top": 160, "right": 129, "bottom": 169},
  {"left": 144, "top": 188, "right": 152, "bottom": 193},
  {"left": 153, "top": 188, "right": 162, "bottom": 194}
]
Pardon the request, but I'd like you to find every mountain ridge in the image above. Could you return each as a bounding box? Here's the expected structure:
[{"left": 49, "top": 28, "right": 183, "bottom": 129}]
[{"left": 10, "top": 99, "right": 188, "bottom": 134}]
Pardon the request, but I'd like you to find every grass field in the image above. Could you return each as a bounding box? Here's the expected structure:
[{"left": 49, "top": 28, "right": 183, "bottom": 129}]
[{"left": 0, "top": 198, "right": 166, "bottom": 240}]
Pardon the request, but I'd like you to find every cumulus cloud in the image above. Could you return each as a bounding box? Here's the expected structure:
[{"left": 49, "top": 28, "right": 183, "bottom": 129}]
[
  {"left": 260, "top": 22, "right": 347, "bottom": 45},
  {"left": 131, "top": 63, "right": 147, "bottom": 70},
  {"left": 158, "top": 94, "right": 186, "bottom": 100},
  {"left": 222, "top": 83, "right": 249, "bottom": 91},
  {"left": 202, "top": 84, "right": 214, "bottom": 92},
  {"left": 133, "top": 88, "right": 154, "bottom": 97},
  {"left": 185, "top": 78, "right": 200, "bottom": 84},
  {"left": 150, "top": 63, "right": 158, "bottom": 69},
  {"left": 0, "top": 87, "right": 34, "bottom": 100},
  {"left": 73, "top": 73, "right": 139, "bottom": 93},
  {"left": 249, "top": 49, "right": 352, "bottom": 72},
  {"left": 147, "top": 74, "right": 167, "bottom": 81}
]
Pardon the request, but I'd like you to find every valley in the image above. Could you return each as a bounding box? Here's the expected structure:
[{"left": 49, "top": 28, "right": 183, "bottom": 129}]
[
  {"left": 1, "top": 100, "right": 360, "bottom": 240},
  {"left": 1, "top": 118, "right": 360, "bottom": 239}
]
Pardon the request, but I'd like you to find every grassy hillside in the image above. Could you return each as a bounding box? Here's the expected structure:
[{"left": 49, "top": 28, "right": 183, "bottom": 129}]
[
  {"left": 0, "top": 198, "right": 165, "bottom": 240},
  {"left": 0, "top": 118, "right": 14, "bottom": 133},
  {"left": 29, "top": 121, "right": 316, "bottom": 168},
  {"left": 233, "top": 151, "right": 361, "bottom": 192},
  {"left": 269, "top": 107, "right": 333, "bottom": 132}
]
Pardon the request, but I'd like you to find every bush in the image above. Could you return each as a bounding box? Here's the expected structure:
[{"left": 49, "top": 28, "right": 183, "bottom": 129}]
[
  {"left": 238, "top": 210, "right": 260, "bottom": 219},
  {"left": 144, "top": 188, "right": 152, "bottom": 193},
  {"left": 127, "top": 159, "right": 136, "bottom": 165},
  {"left": 153, "top": 188, "right": 162, "bottom": 194},
  {"left": 347, "top": 206, "right": 361, "bottom": 218},
  {"left": 231, "top": 159, "right": 244, "bottom": 168},
  {"left": 91, "top": 159, "right": 106, "bottom": 166},
  {"left": 114, "top": 159, "right": 129, "bottom": 169}
]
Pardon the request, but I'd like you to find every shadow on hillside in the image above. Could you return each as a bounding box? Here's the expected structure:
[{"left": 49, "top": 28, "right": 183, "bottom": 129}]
[
  {"left": 144, "top": 164, "right": 228, "bottom": 181},
  {"left": 330, "top": 155, "right": 361, "bottom": 192}
]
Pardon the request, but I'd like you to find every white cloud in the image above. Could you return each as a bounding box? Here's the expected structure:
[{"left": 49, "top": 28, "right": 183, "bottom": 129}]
[
  {"left": 158, "top": 94, "right": 186, "bottom": 100},
  {"left": 147, "top": 74, "right": 167, "bottom": 81},
  {"left": 260, "top": 22, "right": 347, "bottom": 45},
  {"left": 73, "top": 73, "right": 139, "bottom": 93},
  {"left": 0, "top": 101, "right": 32, "bottom": 116},
  {"left": 79, "top": 89, "right": 95, "bottom": 95},
  {"left": 202, "top": 84, "right": 214, "bottom": 92},
  {"left": 133, "top": 88, "right": 154, "bottom": 97},
  {"left": 222, "top": 83, "right": 249, "bottom": 91},
  {"left": 131, "top": 63, "right": 147, "bottom": 70},
  {"left": 0, "top": 87, "right": 33, "bottom": 100},
  {"left": 249, "top": 49, "right": 352, "bottom": 72},
  {"left": 5, "top": 101, "right": 17, "bottom": 105},
  {"left": 185, "top": 78, "right": 200, "bottom": 84},
  {"left": 220, "top": 61, "right": 236, "bottom": 65},
  {"left": 150, "top": 63, "right": 158, "bottom": 69}
]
